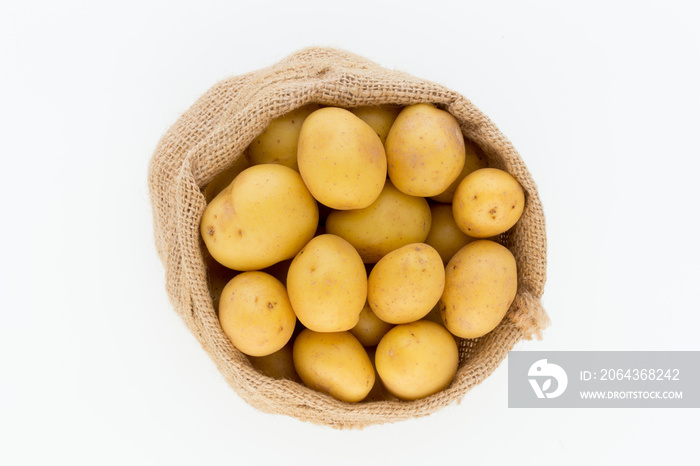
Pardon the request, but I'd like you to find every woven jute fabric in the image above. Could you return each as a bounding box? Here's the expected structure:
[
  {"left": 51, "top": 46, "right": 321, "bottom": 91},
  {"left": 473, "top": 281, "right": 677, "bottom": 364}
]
[{"left": 148, "top": 47, "right": 549, "bottom": 429}]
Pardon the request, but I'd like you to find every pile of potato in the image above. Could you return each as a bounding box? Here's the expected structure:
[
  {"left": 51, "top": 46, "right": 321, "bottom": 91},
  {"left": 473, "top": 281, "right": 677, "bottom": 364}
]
[{"left": 200, "top": 103, "right": 524, "bottom": 403}]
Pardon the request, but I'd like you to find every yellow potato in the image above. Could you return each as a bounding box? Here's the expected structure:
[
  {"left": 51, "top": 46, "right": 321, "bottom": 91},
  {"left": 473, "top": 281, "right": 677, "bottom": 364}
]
[
  {"left": 375, "top": 321, "right": 458, "bottom": 400},
  {"left": 424, "top": 203, "right": 477, "bottom": 264},
  {"left": 363, "top": 347, "right": 399, "bottom": 402},
  {"left": 248, "top": 341, "right": 301, "bottom": 383},
  {"left": 349, "top": 105, "right": 402, "bottom": 144},
  {"left": 293, "top": 329, "right": 375, "bottom": 403},
  {"left": 219, "top": 272, "right": 297, "bottom": 357},
  {"left": 325, "top": 181, "right": 431, "bottom": 263},
  {"left": 205, "top": 252, "right": 239, "bottom": 311},
  {"left": 200, "top": 164, "right": 318, "bottom": 271},
  {"left": 203, "top": 156, "right": 250, "bottom": 203},
  {"left": 349, "top": 302, "right": 394, "bottom": 347},
  {"left": 452, "top": 168, "right": 525, "bottom": 238},
  {"left": 430, "top": 138, "right": 487, "bottom": 203},
  {"left": 440, "top": 240, "right": 517, "bottom": 338},
  {"left": 298, "top": 107, "right": 387, "bottom": 210},
  {"left": 246, "top": 104, "right": 321, "bottom": 171},
  {"left": 368, "top": 244, "right": 445, "bottom": 324},
  {"left": 287, "top": 234, "right": 367, "bottom": 332},
  {"left": 385, "top": 103, "right": 465, "bottom": 196}
]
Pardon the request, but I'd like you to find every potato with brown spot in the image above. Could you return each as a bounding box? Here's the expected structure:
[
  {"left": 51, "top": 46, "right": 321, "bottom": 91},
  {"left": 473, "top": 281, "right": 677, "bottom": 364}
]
[
  {"left": 293, "top": 329, "right": 375, "bottom": 403},
  {"left": 440, "top": 240, "right": 517, "bottom": 338},
  {"left": 325, "top": 181, "right": 431, "bottom": 263},
  {"left": 385, "top": 103, "right": 466, "bottom": 196},
  {"left": 200, "top": 164, "right": 318, "bottom": 271},
  {"left": 452, "top": 168, "right": 525, "bottom": 238},
  {"left": 368, "top": 243, "right": 445, "bottom": 324},
  {"left": 287, "top": 234, "right": 367, "bottom": 332},
  {"left": 297, "top": 107, "right": 387, "bottom": 210},
  {"left": 375, "top": 320, "right": 458, "bottom": 400},
  {"left": 218, "top": 272, "right": 297, "bottom": 357}
]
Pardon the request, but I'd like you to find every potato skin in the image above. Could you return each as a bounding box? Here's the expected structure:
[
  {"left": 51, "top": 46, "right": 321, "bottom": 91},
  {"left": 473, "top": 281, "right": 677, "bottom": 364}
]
[
  {"left": 297, "top": 107, "right": 387, "bottom": 210},
  {"left": 248, "top": 341, "right": 301, "bottom": 383},
  {"left": 452, "top": 168, "right": 525, "bottom": 238},
  {"left": 424, "top": 203, "right": 477, "bottom": 265},
  {"left": 203, "top": 156, "right": 250, "bottom": 203},
  {"left": 430, "top": 138, "right": 487, "bottom": 204},
  {"left": 246, "top": 104, "right": 321, "bottom": 171},
  {"left": 218, "top": 272, "right": 297, "bottom": 357},
  {"left": 375, "top": 321, "right": 458, "bottom": 401},
  {"left": 325, "top": 181, "right": 431, "bottom": 263},
  {"left": 349, "top": 105, "right": 402, "bottom": 145},
  {"left": 368, "top": 244, "right": 445, "bottom": 324},
  {"left": 293, "top": 330, "right": 375, "bottom": 403},
  {"left": 440, "top": 240, "right": 517, "bottom": 338},
  {"left": 200, "top": 164, "right": 318, "bottom": 271},
  {"left": 385, "top": 103, "right": 466, "bottom": 197},
  {"left": 287, "top": 234, "right": 367, "bottom": 332},
  {"left": 349, "top": 302, "right": 394, "bottom": 347}
]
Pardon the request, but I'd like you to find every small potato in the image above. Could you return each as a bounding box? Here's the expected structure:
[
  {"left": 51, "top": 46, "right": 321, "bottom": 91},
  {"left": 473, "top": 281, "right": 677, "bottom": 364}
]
[
  {"left": 424, "top": 203, "right": 477, "bottom": 264},
  {"left": 440, "top": 240, "right": 517, "bottom": 338},
  {"left": 298, "top": 107, "right": 387, "bottom": 210},
  {"left": 325, "top": 181, "right": 431, "bottom": 263},
  {"left": 205, "top": 252, "right": 239, "bottom": 311},
  {"left": 287, "top": 234, "right": 367, "bottom": 332},
  {"left": 430, "top": 138, "right": 487, "bottom": 204},
  {"left": 350, "top": 302, "right": 394, "bottom": 347},
  {"left": 349, "top": 105, "right": 402, "bottom": 144},
  {"left": 363, "top": 347, "right": 399, "bottom": 402},
  {"left": 368, "top": 244, "right": 445, "bottom": 324},
  {"left": 200, "top": 164, "right": 318, "bottom": 271},
  {"left": 248, "top": 341, "right": 301, "bottom": 383},
  {"left": 293, "top": 329, "right": 375, "bottom": 403},
  {"left": 376, "top": 321, "right": 458, "bottom": 400},
  {"left": 385, "top": 103, "right": 465, "bottom": 196},
  {"left": 219, "top": 272, "right": 297, "bottom": 357},
  {"left": 203, "top": 156, "right": 250, "bottom": 203},
  {"left": 452, "top": 168, "right": 525, "bottom": 238},
  {"left": 246, "top": 104, "right": 321, "bottom": 171}
]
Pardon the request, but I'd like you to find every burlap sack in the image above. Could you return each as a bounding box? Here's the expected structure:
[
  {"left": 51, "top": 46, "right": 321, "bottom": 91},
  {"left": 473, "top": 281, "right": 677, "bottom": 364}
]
[{"left": 148, "top": 47, "right": 549, "bottom": 428}]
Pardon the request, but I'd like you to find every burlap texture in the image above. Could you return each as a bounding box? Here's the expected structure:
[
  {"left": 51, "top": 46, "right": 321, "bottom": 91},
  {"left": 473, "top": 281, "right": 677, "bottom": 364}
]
[{"left": 148, "top": 47, "right": 549, "bottom": 429}]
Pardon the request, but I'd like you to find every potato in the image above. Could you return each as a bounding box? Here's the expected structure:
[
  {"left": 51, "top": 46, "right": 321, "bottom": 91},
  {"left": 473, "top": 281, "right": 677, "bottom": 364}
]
[
  {"left": 218, "top": 272, "right": 297, "bottom": 357},
  {"left": 385, "top": 103, "right": 465, "bottom": 196},
  {"left": 246, "top": 104, "right": 321, "bottom": 171},
  {"left": 452, "top": 168, "right": 525, "bottom": 238},
  {"left": 203, "top": 156, "right": 250, "bottom": 203},
  {"left": 205, "top": 252, "right": 239, "bottom": 311},
  {"left": 298, "top": 107, "right": 387, "bottom": 210},
  {"left": 440, "top": 240, "right": 517, "bottom": 338},
  {"left": 349, "top": 105, "right": 402, "bottom": 144},
  {"left": 200, "top": 164, "right": 318, "bottom": 271},
  {"left": 430, "top": 138, "right": 487, "bottom": 203},
  {"left": 349, "top": 302, "right": 394, "bottom": 347},
  {"left": 248, "top": 341, "right": 301, "bottom": 383},
  {"left": 287, "top": 234, "right": 367, "bottom": 332},
  {"left": 375, "top": 321, "right": 458, "bottom": 400},
  {"left": 325, "top": 181, "right": 431, "bottom": 263},
  {"left": 424, "top": 203, "right": 477, "bottom": 264},
  {"left": 293, "top": 329, "right": 375, "bottom": 403},
  {"left": 368, "top": 244, "right": 445, "bottom": 324},
  {"left": 363, "top": 347, "right": 399, "bottom": 402}
]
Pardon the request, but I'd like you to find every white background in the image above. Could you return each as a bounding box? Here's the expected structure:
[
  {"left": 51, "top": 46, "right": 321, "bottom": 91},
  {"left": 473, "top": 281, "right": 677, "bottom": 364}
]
[{"left": 1, "top": 1, "right": 699, "bottom": 464}]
